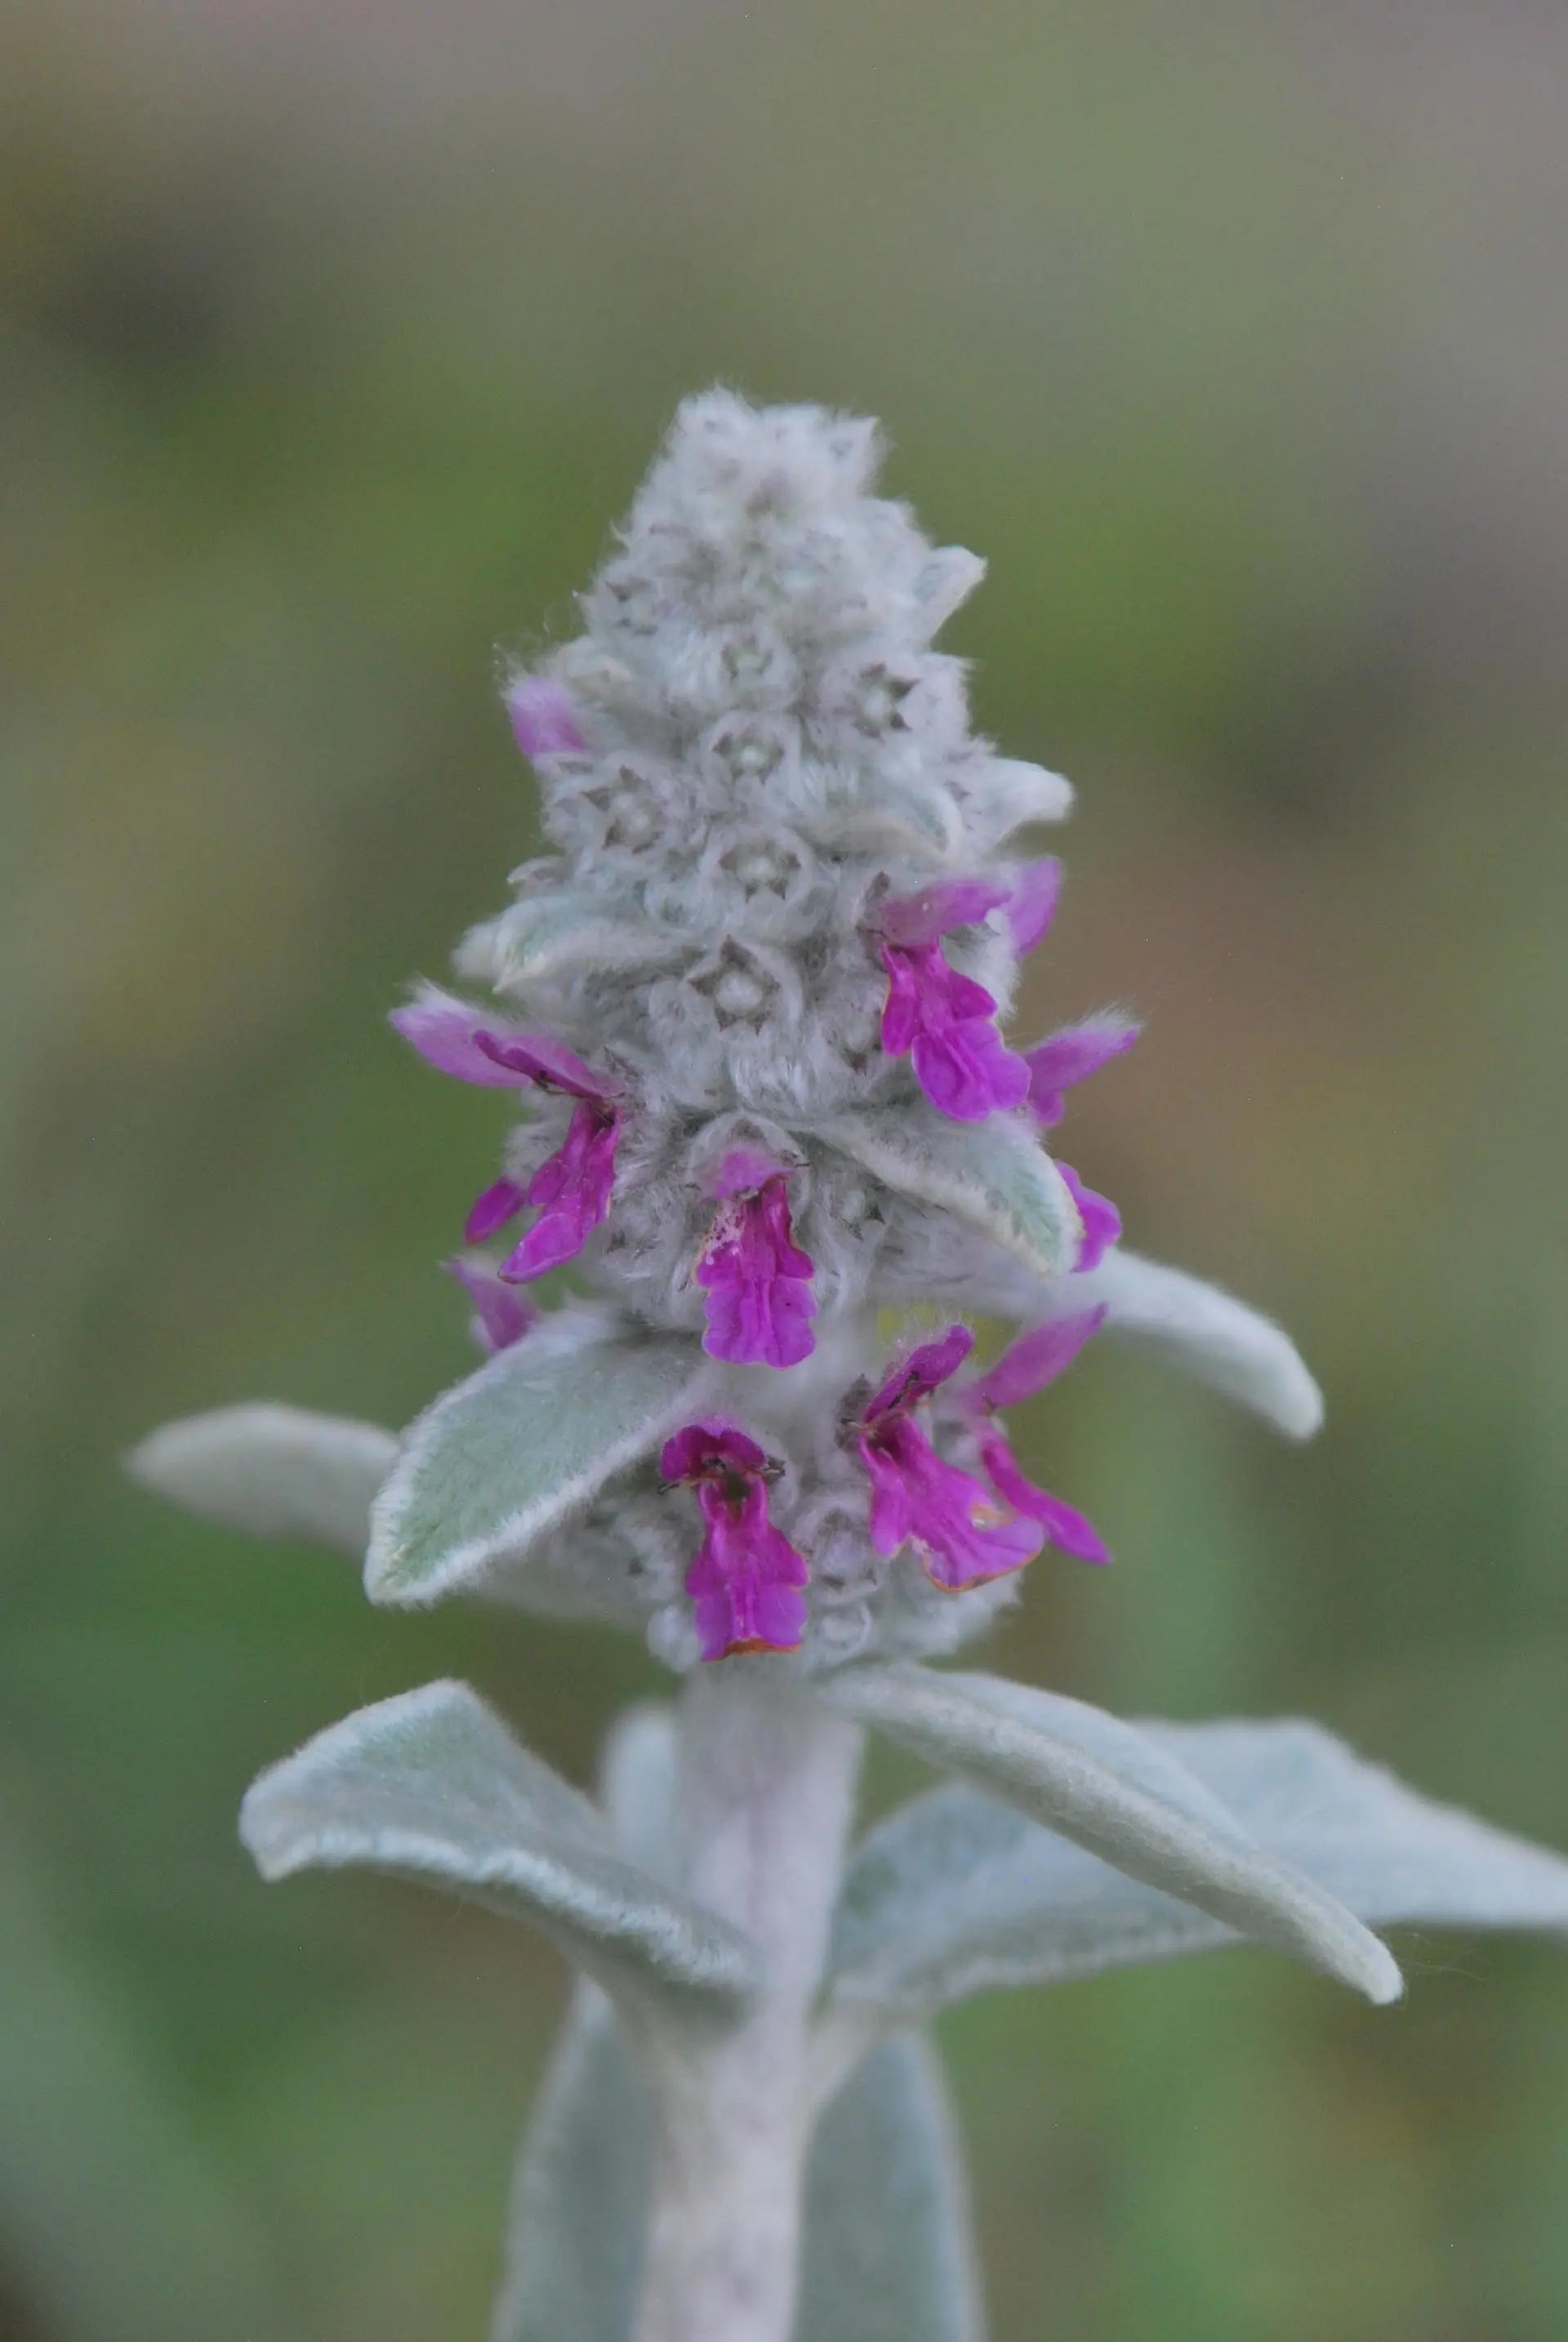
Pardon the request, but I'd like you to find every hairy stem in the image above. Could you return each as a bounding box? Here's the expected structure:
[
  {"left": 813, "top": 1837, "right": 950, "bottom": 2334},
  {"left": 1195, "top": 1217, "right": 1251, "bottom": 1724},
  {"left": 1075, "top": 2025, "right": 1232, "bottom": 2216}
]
[{"left": 631, "top": 1668, "right": 862, "bottom": 2342}]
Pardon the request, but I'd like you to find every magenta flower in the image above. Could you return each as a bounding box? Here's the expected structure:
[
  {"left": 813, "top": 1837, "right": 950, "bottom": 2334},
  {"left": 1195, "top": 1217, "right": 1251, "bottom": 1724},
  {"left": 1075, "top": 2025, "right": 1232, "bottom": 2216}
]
[
  {"left": 660, "top": 1420, "right": 809, "bottom": 1660},
  {"left": 1059, "top": 1162, "right": 1121, "bottom": 1272},
  {"left": 506, "top": 676, "right": 586, "bottom": 763},
  {"left": 968, "top": 1311, "right": 1111, "bottom": 1565},
  {"left": 390, "top": 992, "right": 550, "bottom": 1088},
  {"left": 876, "top": 880, "right": 1030, "bottom": 1121},
  {"left": 465, "top": 1178, "right": 528, "bottom": 1244},
  {"left": 1025, "top": 1012, "right": 1141, "bottom": 1129},
  {"left": 1004, "top": 857, "right": 1063, "bottom": 955},
  {"left": 694, "top": 1151, "right": 817, "bottom": 1369},
  {"left": 855, "top": 1326, "right": 1045, "bottom": 1591},
  {"left": 391, "top": 992, "right": 624, "bottom": 1280},
  {"left": 446, "top": 1257, "right": 537, "bottom": 1355}
]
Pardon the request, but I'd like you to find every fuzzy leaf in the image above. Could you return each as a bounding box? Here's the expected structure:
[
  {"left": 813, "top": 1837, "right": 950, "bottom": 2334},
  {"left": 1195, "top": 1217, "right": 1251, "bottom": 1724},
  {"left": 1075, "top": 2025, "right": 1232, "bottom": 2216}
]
[
  {"left": 970, "top": 756, "right": 1074, "bottom": 830},
  {"left": 795, "top": 2032, "right": 983, "bottom": 2342},
  {"left": 822, "top": 1111, "right": 1080, "bottom": 1281},
  {"left": 491, "top": 1994, "right": 652, "bottom": 2342},
  {"left": 240, "top": 1683, "right": 757, "bottom": 2015},
  {"left": 598, "top": 1703, "right": 680, "bottom": 1875},
  {"left": 1056, "top": 1249, "right": 1323, "bottom": 1438},
  {"left": 127, "top": 1405, "right": 396, "bottom": 1556},
  {"left": 493, "top": 2003, "right": 981, "bottom": 2342},
  {"left": 824, "top": 777, "right": 965, "bottom": 858},
  {"left": 480, "top": 893, "right": 689, "bottom": 986},
  {"left": 823, "top": 1667, "right": 1401, "bottom": 2005},
  {"left": 826, "top": 1718, "right": 1568, "bottom": 2018},
  {"left": 366, "top": 1307, "right": 713, "bottom": 1605}
]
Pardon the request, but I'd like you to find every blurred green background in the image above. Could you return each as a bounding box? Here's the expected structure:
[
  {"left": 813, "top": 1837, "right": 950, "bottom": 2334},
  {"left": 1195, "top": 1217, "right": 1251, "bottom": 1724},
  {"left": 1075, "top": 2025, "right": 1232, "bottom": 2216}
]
[{"left": 2, "top": 0, "right": 1566, "bottom": 2335}]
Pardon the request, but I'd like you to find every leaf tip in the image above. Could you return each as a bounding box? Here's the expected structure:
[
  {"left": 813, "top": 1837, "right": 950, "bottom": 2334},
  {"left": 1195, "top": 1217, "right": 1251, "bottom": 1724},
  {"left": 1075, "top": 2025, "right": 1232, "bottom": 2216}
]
[
  {"left": 1360, "top": 1938, "right": 1405, "bottom": 2007},
  {"left": 1276, "top": 1360, "right": 1325, "bottom": 1441}
]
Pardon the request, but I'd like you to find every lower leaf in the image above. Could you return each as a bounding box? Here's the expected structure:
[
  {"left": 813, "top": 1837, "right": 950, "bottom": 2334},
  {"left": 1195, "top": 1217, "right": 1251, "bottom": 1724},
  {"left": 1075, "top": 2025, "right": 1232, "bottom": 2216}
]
[
  {"left": 493, "top": 2005, "right": 983, "bottom": 2342},
  {"left": 239, "top": 1682, "right": 758, "bottom": 2021}
]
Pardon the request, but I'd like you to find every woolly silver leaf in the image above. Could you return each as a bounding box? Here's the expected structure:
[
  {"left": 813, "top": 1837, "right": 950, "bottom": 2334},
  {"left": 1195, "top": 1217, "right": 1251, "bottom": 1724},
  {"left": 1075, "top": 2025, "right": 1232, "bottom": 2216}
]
[
  {"left": 598, "top": 1703, "right": 681, "bottom": 1877},
  {"left": 822, "top": 1667, "right": 1401, "bottom": 2005},
  {"left": 826, "top": 1717, "right": 1568, "bottom": 2019},
  {"left": 1049, "top": 1249, "right": 1323, "bottom": 1439},
  {"left": 794, "top": 2030, "right": 983, "bottom": 2342},
  {"left": 490, "top": 1994, "right": 651, "bottom": 2342},
  {"left": 366, "top": 1307, "right": 715, "bottom": 1607},
  {"left": 239, "top": 1682, "right": 758, "bottom": 2018},
  {"left": 127, "top": 1405, "right": 396, "bottom": 1557},
  {"left": 457, "top": 890, "right": 691, "bottom": 991},
  {"left": 819, "top": 1111, "right": 1081, "bottom": 1284}
]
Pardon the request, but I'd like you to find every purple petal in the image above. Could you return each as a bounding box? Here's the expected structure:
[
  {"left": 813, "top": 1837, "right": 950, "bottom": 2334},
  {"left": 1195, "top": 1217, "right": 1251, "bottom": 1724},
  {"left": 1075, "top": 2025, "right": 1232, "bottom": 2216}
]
[
  {"left": 879, "top": 945, "right": 923, "bottom": 1057},
  {"left": 474, "top": 1029, "right": 617, "bottom": 1102},
  {"left": 660, "top": 1419, "right": 808, "bottom": 1658},
  {"left": 506, "top": 675, "right": 586, "bottom": 761},
  {"left": 979, "top": 1431, "right": 1111, "bottom": 1565},
  {"left": 1025, "top": 1013, "right": 1141, "bottom": 1128},
  {"left": 684, "top": 1480, "right": 806, "bottom": 1667},
  {"left": 696, "top": 1174, "right": 816, "bottom": 1368},
  {"left": 976, "top": 1307, "right": 1107, "bottom": 1411},
  {"left": 445, "top": 1258, "right": 537, "bottom": 1355},
  {"left": 499, "top": 1103, "right": 621, "bottom": 1280},
  {"left": 686, "top": 1477, "right": 808, "bottom": 1659},
  {"left": 911, "top": 1021, "right": 1030, "bottom": 1121},
  {"left": 390, "top": 993, "right": 538, "bottom": 1089},
  {"left": 464, "top": 1178, "right": 526, "bottom": 1244},
  {"left": 865, "top": 1325, "right": 974, "bottom": 1426},
  {"left": 859, "top": 1419, "right": 1044, "bottom": 1589},
  {"left": 661, "top": 1417, "right": 771, "bottom": 1484},
  {"left": 878, "top": 878, "right": 1012, "bottom": 949},
  {"left": 706, "top": 1147, "right": 790, "bottom": 1200},
  {"left": 942, "top": 966, "right": 1003, "bottom": 1021},
  {"left": 702, "top": 1271, "right": 817, "bottom": 1369},
  {"left": 755, "top": 1179, "right": 814, "bottom": 1280},
  {"left": 1004, "top": 857, "right": 1062, "bottom": 955},
  {"left": 1059, "top": 1163, "right": 1122, "bottom": 1272},
  {"left": 879, "top": 938, "right": 1028, "bottom": 1121}
]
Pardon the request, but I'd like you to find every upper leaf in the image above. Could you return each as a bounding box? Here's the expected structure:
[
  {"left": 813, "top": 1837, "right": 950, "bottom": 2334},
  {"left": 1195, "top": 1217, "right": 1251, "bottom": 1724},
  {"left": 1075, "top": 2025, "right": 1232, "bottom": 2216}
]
[
  {"left": 1060, "top": 1249, "right": 1323, "bottom": 1438},
  {"left": 826, "top": 1716, "right": 1568, "bottom": 2019},
  {"left": 822, "top": 1667, "right": 1401, "bottom": 2005},
  {"left": 366, "top": 1307, "right": 714, "bottom": 1605},
  {"left": 239, "top": 1682, "right": 758, "bottom": 2017},
  {"left": 821, "top": 1110, "right": 1081, "bottom": 1282},
  {"left": 462, "top": 892, "right": 691, "bottom": 988},
  {"left": 127, "top": 1405, "right": 396, "bottom": 1556}
]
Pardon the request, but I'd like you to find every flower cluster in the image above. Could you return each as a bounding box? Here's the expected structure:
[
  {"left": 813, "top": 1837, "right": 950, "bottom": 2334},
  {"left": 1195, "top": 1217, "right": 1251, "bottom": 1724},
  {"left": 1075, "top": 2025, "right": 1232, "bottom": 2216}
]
[{"left": 360, "top": 393, "right": 1175, "bottom": 1664}]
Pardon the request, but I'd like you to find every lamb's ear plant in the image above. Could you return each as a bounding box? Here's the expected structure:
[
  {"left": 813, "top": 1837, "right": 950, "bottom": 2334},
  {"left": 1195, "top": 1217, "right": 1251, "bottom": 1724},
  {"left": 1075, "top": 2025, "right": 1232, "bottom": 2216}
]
[{"left": 131, "top": 391, "right": 1568, "bottom": 2342}]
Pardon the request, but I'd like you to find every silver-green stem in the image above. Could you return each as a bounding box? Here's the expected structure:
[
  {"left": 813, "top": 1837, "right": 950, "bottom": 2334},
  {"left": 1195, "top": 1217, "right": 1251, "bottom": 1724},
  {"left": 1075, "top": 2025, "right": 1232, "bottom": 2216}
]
[{"left": 631, "top": 1668, "right": 862, "bottom": 2342}]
